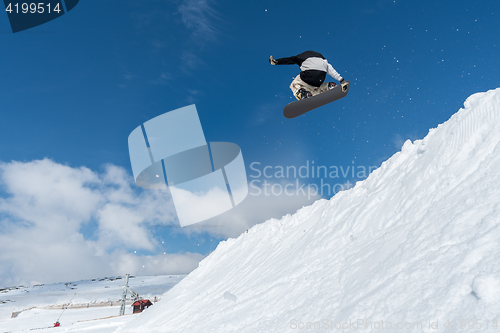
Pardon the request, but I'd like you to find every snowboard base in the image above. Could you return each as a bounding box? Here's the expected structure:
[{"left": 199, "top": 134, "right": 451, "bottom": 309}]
[{"left": 283, "top": 80, "right": 350, "bottom": 119}]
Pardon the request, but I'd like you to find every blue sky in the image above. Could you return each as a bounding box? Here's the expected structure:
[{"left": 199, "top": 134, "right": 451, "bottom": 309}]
[{"left": 1, "top": 0, "right": 499, "bottom": 286}]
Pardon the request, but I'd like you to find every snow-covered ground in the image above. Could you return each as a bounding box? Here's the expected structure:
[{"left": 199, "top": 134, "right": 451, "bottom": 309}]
[
  {"left": 116, "top": 88, "right": 500, "bottom": 332},
  {"left": 2, "top": 88, "right": 500, "bottom": 332},
  {"left": 0, "top": 274, "right": 185, "bottom": 332}
]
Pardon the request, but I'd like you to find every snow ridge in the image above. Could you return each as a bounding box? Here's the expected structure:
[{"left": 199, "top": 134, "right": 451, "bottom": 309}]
[{"left": 118, "top": 88, "right": 500, "bottom": 333}]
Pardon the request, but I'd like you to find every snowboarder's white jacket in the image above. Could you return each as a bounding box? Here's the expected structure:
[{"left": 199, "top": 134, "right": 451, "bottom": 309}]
[{"left": 274, "top": 51, "right": 342, "bottom": 87}]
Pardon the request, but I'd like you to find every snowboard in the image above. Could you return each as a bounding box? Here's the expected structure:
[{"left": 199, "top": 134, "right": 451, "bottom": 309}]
[{"left": 283, "top": 80, "right": 350, "bottom": 119}]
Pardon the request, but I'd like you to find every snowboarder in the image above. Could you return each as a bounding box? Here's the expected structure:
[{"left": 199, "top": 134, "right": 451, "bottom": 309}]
[{"left": 269, "top": 51, "right": 346, "bottom": 100}]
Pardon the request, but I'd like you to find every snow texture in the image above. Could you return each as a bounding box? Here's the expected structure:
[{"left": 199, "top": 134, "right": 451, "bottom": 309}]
[{"left": 117, "top": 88, "right": 500, "bottom": 332}]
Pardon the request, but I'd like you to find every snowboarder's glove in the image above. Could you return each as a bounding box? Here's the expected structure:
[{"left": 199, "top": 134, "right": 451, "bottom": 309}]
[
  {"left": 269, "top": 55, "right": 278, "bottom": 65},
  {"left": 340, "top": 78, "right": 348, "bottom": 92}
]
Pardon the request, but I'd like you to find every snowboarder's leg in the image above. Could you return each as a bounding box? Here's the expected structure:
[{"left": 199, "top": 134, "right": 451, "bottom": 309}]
[
  {"left": 313, "top": 82, "right": 331, "bottom": 95},
  {"left": 305, "top": 82, "right": 331, "bottom": 97},
  {"left": 290, "top": 75, "right": 314, "bottom": 100}
]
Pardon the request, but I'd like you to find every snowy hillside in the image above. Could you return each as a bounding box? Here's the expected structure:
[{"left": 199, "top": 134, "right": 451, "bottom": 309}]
[
  {"left": 0, "top": 274, "right": 185, "bottom": 332},
  {"left": 117, "top": 88, "right": 500, "bottom": 333}
]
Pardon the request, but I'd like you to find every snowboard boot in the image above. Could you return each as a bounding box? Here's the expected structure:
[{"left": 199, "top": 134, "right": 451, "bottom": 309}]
[
  {"left": 328, "top": 82, "right": 336, "bottom": 90},
  {"left": 296, "top": 88, "right": 312, "bottom": 100}
]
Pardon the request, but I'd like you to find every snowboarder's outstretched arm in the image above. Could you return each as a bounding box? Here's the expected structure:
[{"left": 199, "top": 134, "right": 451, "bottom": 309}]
[
  {"left": 269, "top": 55, "right": 299, "bottom": 65},
  {"left": 326, "top": 62, "right": 343, "bottom": 82}
]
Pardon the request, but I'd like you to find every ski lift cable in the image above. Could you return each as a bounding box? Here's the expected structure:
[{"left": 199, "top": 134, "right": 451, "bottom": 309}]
[{"left": 56, "top": 292, "right": 77, "bottom": 322}]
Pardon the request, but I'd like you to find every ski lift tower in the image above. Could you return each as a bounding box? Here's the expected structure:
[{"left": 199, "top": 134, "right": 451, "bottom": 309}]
[{"left": 119, "top": 274, "right": 142, "bottom": 316}]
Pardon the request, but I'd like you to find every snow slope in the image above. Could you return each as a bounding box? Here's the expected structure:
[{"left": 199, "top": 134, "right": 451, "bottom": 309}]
[
  {"left": 0, "top": 275, "right": 185, "bottom": 332},
  {"left": 119, "top": 88, "right": 500, "bottom": 332}
]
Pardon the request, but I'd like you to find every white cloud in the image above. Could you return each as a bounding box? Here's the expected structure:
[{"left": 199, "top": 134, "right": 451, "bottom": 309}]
[
  {"left": 110, "top": 251, "right": 203, "bottom": 277},
  {"left": 0, "top": 159, "right": 183, "bottom": 287},
  {"left": 187, "top": 179, "right": 323, "bottom": 238},
  {"left": 0, "top": 159, "right": 100, "bottom": 228},
  {"left": 96, "top": 204, "right": 156, "bottom": 251},
  {"left": 151, "top": 73, "right": 173, "bottom": 85},
  {"left": 178, "top": 0, "right": 220, "bottom": 42},
  {"left": 180, "top": 50, "right": 205, "bottom": 71},
  {"left": 0, "top": 159, "right": 323, "bottom": 287}
]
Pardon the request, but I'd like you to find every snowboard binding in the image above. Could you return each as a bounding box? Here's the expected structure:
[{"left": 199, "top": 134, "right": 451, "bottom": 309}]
[
  {"left": 296, "top": 88, "right": 312, "bottom": 100},
  {"left": 340, "top": 80, "right": 349, "bottom": 92}
]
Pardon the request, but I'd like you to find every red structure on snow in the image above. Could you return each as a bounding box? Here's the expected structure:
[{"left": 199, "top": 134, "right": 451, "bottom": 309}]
[{"left": 132, "top": 299, "right": 153, "bottom": 314}]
